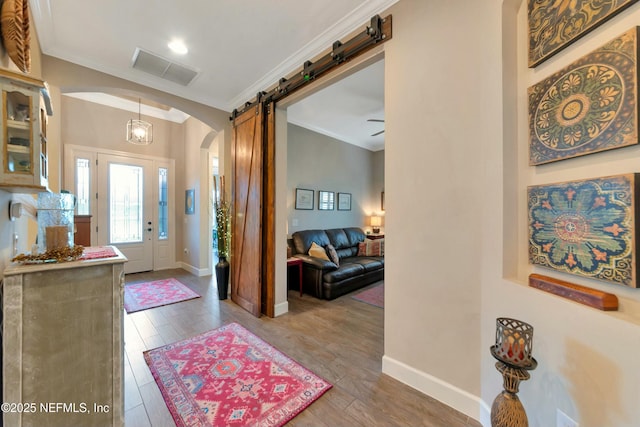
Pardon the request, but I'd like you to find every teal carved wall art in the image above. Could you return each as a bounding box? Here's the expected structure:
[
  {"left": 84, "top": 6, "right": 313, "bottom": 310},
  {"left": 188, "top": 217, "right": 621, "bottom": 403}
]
[
  {"left": 528, "top": 174, "right": 639, "bottom": 288},
  {"left": 528, "top": 28, "right": 639, "bottom": 165}
]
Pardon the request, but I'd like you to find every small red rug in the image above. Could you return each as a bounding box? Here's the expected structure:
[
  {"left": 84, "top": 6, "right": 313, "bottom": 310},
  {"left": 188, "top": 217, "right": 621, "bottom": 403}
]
[
  {"left": 351, "top": 282, "right": 384, "bottom": 308},
  {"left": 124, "top": 278, "right": 200, "bottom": 313},
  {"left": 144, "top": 322, "right": 332, "bottom": 427}
]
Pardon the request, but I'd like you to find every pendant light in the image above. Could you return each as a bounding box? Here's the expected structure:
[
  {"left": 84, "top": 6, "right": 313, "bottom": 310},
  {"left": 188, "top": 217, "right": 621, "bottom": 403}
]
[{"left": 126, "top": 98, "right": 153, "bottom": 145}]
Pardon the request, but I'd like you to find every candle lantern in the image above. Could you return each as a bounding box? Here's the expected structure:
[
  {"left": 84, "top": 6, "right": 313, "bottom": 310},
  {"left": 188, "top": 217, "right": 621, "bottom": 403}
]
[{"left": 490, "top": 317, "right": 537, "bottom": 427}]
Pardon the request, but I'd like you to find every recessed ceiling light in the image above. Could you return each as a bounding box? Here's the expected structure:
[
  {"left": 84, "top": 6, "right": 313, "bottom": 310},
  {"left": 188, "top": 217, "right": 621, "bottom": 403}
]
[{"left": 168, "top": 40, "right": 188, "bottom": 55}]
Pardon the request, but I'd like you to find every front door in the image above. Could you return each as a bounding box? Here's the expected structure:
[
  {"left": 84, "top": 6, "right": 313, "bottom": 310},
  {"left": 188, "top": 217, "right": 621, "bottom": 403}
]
[{"left": 97, "top": 153, "right": 153, "bottom": 273}]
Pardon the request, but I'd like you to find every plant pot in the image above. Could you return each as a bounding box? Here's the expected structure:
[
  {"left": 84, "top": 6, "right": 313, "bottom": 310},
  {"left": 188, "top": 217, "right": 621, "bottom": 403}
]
[{"left": 215, "top": 256, "right": 230, "bottom": 300}]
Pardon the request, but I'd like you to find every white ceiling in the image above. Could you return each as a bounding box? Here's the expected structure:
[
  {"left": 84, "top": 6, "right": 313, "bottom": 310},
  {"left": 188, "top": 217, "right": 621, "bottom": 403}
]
[
  {"left": 30, "top": 0, "right": 392, "bottom": 150},
  {"left": 287, "top": 58, "right": 384, "bottom": 151}
]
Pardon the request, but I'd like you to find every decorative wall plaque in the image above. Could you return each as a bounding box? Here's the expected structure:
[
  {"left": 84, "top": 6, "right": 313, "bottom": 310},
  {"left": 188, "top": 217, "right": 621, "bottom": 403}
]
[
  {"left": 528, "top": 174, "right": 639, "bottom": 287},
  {"left": 529, "top": 28, "right": 640, "bottom": 165},
  {"left": 528, "top": 0, "right": 640, "bottom": 67}
]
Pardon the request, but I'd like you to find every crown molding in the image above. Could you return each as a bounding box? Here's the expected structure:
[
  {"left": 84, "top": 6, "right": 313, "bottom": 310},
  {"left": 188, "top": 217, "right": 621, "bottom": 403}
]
[{"left": 226, "top": 0, "right": 398, "bottom": 111}]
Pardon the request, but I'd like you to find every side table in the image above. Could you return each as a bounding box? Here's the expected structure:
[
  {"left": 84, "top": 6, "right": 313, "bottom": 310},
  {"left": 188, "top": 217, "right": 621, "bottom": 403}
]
[
  {"left": 287, "top": 257, "right": 304, "bottom": 297},
  {"left": 366, "top": 234, "right": 385, "bottom": 240}
]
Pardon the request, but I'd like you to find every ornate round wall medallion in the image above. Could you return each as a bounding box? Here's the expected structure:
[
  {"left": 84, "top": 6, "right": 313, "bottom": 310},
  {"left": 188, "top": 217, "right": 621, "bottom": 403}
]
[
  {"left": 534, "top": 65, "right": 623, "bottom": 151},
  {"left": 528, "top": 29, "right": 638, "bottom": 165},
  {"left": 528, "top": 175, "right": 635, "bottom": 287}
]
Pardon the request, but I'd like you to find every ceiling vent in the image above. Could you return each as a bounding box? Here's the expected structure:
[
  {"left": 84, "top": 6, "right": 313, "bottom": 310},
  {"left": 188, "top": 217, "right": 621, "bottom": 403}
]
[{"left": 131, "top": 48, "right": 198, "bottom": 86}]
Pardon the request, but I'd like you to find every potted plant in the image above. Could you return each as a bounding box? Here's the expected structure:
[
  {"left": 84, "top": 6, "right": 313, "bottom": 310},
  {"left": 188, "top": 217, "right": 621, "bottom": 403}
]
[{"left": 213, "top": 176, "right": 231, "bottom": 300}]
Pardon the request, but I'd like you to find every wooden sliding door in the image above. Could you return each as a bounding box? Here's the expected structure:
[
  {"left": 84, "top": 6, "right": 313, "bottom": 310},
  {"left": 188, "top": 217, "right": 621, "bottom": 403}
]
[
  {"left": 261, "top": 103, "right": 276, "bottom": 317},
  {"left": 231, "top": 104, "right": 264, "bottom": 317}
]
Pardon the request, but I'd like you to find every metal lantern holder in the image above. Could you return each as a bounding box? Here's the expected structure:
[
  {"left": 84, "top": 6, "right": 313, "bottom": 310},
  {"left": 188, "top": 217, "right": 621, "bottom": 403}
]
[{"left": 490, "top": 317, "right": 537, "bottom": 427}]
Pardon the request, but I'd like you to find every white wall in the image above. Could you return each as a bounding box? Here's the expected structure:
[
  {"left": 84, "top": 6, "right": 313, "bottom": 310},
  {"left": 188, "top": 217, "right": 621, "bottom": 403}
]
[
  {"left": 383, "top": 0, "right": 488, "bottom": 412},
  {"left": 383, "top": 0, "right": 640, "bottom": 426},
  {"left": 287, "top": 123, "right": 383, "bottom": 235},
  {"left": 61, "top": 96, "right": 184, "bottom": 160},
  {"left": 491, "top": 2, "right": 640, "bottom": 427}
]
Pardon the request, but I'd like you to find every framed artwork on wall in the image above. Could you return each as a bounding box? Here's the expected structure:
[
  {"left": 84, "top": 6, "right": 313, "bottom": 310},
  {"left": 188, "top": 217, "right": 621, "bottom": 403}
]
[
  {"left": 338, "top": 192, "right": 352, "bottom": 211},
  {"left": 528, "top": 0, "right": 640, "bottom": 67},
  {"left": 295, "top": 188, "right": 314, "bottom": 210},
  {"left": 185, "top": 189, "right": 195, "bottom": 215},
  {"left": 318, "top": 191, "right": 335, "bottom": 210},
  {"left": 528, "top": 173, "right": 640, "bottom": 288},
  {"left": 528, "top": 27, "right": 640, "bottom": 165}
]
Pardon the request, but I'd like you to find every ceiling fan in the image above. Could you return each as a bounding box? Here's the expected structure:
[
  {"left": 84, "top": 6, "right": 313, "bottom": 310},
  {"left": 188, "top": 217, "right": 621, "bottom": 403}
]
[{"left": 368, "top": 119, "right": 385, "bottom": 136}]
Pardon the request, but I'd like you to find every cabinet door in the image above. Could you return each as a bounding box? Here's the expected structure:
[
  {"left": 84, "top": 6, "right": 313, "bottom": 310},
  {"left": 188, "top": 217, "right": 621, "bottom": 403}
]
[
  {"left": 0, "top": 84, "right": 40, "bottom": 188},
  {"left": 3, "top": 86, "right": 34, "bottom": 174}
]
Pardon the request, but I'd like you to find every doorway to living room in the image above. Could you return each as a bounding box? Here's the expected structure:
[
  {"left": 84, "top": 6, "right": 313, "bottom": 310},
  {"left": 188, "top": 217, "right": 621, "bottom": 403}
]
[{"left": 278, "top": 51, "right": 385, "bottom": 307}]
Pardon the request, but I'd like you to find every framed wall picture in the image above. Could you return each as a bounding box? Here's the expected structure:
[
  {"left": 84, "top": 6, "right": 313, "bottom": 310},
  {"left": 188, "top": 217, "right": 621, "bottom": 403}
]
[
  {"left": 318, "top": 191, "right": 335, "bottom": 210},
  {"left": 528, "top": 0, "right": 640, "bottom": 67},
  {"left": 528, "top": 173, "right": 640, "bottom": 288},
  {"left": 185, "top": 189, "right": 195, "bottom": 215},
  {"left": 295, "top": 188, "right": 314, "bottom": 210},
  {"left": 338, "top": 192, "right": 351, "bottom": 211},
  {"left": 528, "top": 27, "right": 639, "bottom": 165}
]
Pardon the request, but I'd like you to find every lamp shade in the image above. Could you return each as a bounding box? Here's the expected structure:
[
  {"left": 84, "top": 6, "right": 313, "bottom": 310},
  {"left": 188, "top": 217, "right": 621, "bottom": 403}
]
[{"left": 371, "top": 215, "right": 381, "bottom": 234}]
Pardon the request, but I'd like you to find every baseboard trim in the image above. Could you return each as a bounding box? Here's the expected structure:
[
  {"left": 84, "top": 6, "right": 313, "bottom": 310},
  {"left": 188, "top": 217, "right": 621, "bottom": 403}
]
[
  {"left": 179, "top": 262, "right": 209, "bottom": 277},
  {"left": 480, "top": 400, "right": 491, "bottom": 427},
  {"left": 155, "top": 263, "right": 180, "bottom": 271},
  {"left": 274, "top": 301, "right": 289, "bottom": 317},
  {"left": 382, "top": 355, "right": 486, "bottom": 424}
]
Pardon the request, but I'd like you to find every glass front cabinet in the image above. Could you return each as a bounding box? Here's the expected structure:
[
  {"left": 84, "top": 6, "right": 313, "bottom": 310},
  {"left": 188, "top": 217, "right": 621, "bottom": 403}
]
[{"left": 0, "top": 69, "right": 49, "bottom": 192}]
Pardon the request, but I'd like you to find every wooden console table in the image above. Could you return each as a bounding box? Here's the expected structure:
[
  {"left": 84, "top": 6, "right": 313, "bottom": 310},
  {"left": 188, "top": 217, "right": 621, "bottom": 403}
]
[{"left": 2, "top": 247, "right": 127, "bottom": 427}]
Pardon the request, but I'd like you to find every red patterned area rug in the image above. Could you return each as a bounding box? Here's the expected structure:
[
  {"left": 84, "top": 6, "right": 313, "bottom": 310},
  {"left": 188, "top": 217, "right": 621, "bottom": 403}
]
[
  {"left": 351, "top": 282, "right": 384, "bottom": 308},
  {"left": 144, "top": 322, "right": 332, "bottom": 427},
  {"left": 124, "top": 278, "right": 200, "bottom": 313}
]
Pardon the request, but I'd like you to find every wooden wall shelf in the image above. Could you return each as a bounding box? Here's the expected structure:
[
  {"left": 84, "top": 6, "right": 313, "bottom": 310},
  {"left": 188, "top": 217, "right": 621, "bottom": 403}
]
[{"left": 528, "top": 274, "right": 618, "bottom": 311}]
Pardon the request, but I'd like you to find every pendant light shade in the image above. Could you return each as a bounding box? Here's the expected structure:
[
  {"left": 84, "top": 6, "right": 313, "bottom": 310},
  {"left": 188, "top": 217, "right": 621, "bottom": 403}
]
[{"left": 127, "top": 98, "right": 153, "bottom": 145}]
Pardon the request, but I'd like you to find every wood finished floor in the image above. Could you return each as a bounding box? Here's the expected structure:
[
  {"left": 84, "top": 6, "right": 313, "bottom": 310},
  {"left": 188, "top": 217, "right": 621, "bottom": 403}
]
[{"left": 124, "top": 269, "right": 481, "bottom": 427}]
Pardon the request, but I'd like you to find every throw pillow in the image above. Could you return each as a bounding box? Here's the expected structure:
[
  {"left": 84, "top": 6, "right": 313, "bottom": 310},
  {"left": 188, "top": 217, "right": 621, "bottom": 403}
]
[
  {"left": 357, "top": 239, "right": 385, "bottom": 256},
  {"left": 357, "top": 242, "right": 366, "bottom": 256},
  {"left": 326, "top": 244, "right": 340, "bottom": 266},
  {"left": 308, "top": 242, "right": 330, "bottom": 261}
]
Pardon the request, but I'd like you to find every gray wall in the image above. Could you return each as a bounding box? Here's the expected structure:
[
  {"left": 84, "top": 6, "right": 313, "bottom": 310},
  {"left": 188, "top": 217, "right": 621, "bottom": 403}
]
[
  {"left": 372, "top": 149, "right": 385, "bottom": 214},
  {"left": 287, "top": 123, "right": 384, "bottom": 235}
]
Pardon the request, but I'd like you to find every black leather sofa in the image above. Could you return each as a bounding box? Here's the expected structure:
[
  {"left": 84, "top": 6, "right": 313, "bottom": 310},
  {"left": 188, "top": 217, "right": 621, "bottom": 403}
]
[{"left": 291, "top": 227, "right": 384, "bottom": 300}]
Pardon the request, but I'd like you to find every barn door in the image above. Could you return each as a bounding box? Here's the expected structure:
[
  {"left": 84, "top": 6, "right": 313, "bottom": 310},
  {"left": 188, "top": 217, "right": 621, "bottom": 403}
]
[{"left": 231, "top": 104, "right": 264, "bottom": 316}]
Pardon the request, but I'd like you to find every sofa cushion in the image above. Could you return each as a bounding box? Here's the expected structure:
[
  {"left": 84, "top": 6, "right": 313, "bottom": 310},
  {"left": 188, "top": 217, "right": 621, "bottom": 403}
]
[
  {"left": 309, "top": 242, "right": 330, "bottom": 261},
  {"left": 323, "top": 262, "right": 365, "bottom": 283},
  {"left": 326, "top": 228, "right": 357, "bottom": 258},
  {"left": 292, "top": 229, "right": 330, "bottom": 254},
  {"left": 344, "top": 227, "right": 366, "bottom": 246},
  {"left": 326, "top": 228, "right": 350, "bottom": 249},
  {"left": 343, "top": 256, "right": 384, "bottom": 272}
]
